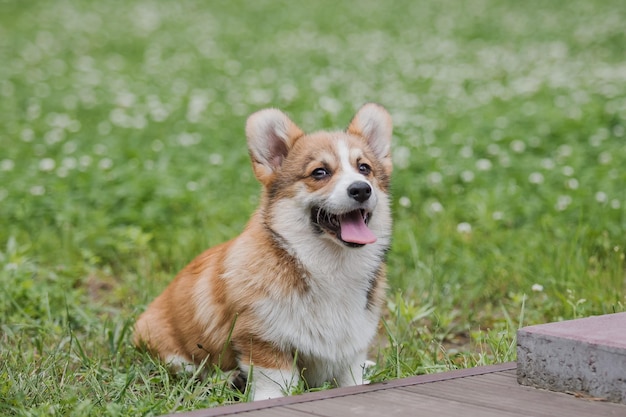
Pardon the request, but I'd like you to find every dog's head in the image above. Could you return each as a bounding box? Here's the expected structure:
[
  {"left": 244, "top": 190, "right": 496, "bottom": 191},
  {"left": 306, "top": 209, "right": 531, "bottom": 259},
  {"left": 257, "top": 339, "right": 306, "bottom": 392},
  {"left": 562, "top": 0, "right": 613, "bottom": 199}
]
[{"left": 246, "top": 103, "right": 392, "bottom": 248}]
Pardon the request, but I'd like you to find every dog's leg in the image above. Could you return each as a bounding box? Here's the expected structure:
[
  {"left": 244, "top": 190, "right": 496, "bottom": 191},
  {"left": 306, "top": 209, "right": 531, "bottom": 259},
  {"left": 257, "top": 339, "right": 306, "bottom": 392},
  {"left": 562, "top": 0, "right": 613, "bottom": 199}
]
[
  {"left": 236, "top": 341, "right": 300, "bottom": 401},
  {"left": 336, "top": 353, "right": 375, "bottom": 387},
  {"left": 165, "top": 354, "right": 197, "bottom": 375},
  {"left": 239, "top": 363, "right": 299, "bottom": 401}
]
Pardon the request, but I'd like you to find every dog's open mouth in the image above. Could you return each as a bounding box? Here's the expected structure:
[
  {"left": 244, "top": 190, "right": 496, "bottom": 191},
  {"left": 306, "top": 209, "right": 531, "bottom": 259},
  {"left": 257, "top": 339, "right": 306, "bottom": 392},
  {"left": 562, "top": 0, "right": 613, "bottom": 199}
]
[{"left": 311, "top": 207, "right": 377, "bottom": 247}]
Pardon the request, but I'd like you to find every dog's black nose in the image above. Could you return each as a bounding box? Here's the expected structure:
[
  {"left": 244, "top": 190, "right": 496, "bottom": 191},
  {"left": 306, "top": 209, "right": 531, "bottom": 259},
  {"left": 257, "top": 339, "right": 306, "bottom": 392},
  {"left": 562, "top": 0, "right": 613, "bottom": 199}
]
[{"left": 348, "top": 181, "right": 372, "bottom": 203}]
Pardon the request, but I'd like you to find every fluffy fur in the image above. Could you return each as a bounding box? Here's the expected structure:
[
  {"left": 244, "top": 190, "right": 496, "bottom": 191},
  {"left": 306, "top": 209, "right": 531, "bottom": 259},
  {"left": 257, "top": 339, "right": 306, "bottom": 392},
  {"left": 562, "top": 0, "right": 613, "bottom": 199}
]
[{"left": 134, "top": 103, "right": 393, "bottom": 401}]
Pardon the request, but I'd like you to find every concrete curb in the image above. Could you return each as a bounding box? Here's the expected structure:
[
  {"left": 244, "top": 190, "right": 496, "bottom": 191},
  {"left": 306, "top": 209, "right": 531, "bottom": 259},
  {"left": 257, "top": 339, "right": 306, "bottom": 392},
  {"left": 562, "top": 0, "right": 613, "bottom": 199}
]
[{"left": 517, "top": 312, "right": 626, "bottom": 404}]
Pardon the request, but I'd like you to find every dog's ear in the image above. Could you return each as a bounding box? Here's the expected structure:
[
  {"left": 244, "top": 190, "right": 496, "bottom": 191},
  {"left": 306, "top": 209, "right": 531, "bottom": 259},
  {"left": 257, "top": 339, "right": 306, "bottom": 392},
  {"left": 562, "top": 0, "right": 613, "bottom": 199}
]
[
  {"left": 347, "top": 103, "right": 393, "bottom": 171},
  {"left": 246, "top": 109, "right": 304, "bottom": 185}
]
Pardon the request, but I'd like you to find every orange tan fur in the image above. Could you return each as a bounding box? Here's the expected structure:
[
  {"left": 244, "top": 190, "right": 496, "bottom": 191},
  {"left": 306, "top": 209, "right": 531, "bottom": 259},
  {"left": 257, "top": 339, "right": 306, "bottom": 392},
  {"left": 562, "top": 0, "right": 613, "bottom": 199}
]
[{"left": 134, "top": 103, "right": 393, "bottom": 400}]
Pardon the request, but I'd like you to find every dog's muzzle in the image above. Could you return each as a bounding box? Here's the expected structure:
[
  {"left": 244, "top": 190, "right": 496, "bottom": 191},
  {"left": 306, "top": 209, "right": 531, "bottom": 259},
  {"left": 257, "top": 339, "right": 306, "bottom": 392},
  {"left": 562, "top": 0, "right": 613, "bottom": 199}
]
[{"left": 311, "top": 181, "right": 377, "bottom": 247}]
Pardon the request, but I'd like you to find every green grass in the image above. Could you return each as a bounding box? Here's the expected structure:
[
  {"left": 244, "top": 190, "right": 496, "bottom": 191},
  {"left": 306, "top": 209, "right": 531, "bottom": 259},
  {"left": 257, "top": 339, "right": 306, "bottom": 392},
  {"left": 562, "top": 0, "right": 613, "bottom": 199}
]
[{"left": 1, "top": 0, "right": 625, "bottom": 414}]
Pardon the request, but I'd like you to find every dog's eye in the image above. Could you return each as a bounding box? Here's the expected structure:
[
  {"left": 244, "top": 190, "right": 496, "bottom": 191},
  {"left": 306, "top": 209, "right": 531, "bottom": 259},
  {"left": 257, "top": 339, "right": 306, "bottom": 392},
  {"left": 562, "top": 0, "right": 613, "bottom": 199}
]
[
  {"left": 311, "top": 167, "right": 330, "bottom": 180},
  {"left": 358, "top": 163, "right": 372, "bottom": 175}
]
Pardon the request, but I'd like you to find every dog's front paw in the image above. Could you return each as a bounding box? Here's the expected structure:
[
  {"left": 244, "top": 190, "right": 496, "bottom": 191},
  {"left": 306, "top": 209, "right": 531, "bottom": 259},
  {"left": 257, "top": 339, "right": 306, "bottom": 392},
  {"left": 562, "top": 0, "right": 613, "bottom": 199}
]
[
  {"left": 242, "top": 365, "right": 300, "bottom": 401},
  {"left": 361, "top": 360, "right": 376, "bottom": 385},
  {"left": 338, "top": 359, "right": 377, "bottom": 386}
]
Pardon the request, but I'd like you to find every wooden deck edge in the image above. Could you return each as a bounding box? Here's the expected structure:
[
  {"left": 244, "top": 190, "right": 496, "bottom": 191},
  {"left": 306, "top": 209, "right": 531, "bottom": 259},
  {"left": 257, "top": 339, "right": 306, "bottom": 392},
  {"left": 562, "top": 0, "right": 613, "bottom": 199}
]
[{"left": 165, "top": 362, "right": 517, "bottom": 417}]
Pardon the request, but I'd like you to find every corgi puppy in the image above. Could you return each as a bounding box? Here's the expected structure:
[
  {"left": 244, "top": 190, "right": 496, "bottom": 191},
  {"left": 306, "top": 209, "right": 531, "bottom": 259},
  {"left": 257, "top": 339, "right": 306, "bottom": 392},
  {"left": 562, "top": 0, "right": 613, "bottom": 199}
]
[{"left": 134, "top": 103, "right": 393, "bottom": 401}]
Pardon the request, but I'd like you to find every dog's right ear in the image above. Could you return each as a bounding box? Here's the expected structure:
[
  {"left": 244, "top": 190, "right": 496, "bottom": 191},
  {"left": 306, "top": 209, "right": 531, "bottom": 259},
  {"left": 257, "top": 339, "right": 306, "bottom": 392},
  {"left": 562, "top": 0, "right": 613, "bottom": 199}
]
[{"left": 246, "top": 109, "right": 304, "bottom": 185}]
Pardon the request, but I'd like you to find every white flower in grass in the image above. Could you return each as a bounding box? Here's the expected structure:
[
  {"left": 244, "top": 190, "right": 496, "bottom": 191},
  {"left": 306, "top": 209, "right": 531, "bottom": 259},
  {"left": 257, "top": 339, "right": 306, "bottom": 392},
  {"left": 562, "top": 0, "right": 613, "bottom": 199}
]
[
  {"left": 427, "top": 147, "right": 442, "bottom": 158},
  {"left": 541, "top": 158, "right": 555, "bottom": 170},
  {"left": 528, "top": 172, "right": 544, "bottom": 184},
  {"left": 209, "top": 153, "right": 223, "bottom": 166},
  {"left": 1, "top": 159, "right": 14, "bottom": 171},
  {"left": 30, "top": 185, "right": 45, "bottom": 196},
  {"left": 460, "top": 145, "right": 473, "bottom": 158},
  {"left": 319, "top": 96, "right": 342, "bottom": 115},
  {"left": 5, "top": 262, "right": 19, "bottom": 271},
  {"left": 39, "top": 158, "right": 55, "bottom": 172},
  {"left": 555, "top": 195, "right": 572, "bottom": 211},
  {"left": 116, "top": 91, "right": 136, "bottom": 108},
  {"left": 399, "top": 196, "right": 411, "bottom": 208},
  {"left": 460, "top": 170, "right": 474, "bottom": 183},
  {"left": 429, "top": 201, "right": 443, "bottom": 213},
  {"left": 598, "top": 152, "right": 612, "bottom": 165},
  {"left": 177, "top": 132, "right": 200, "bottom": 147},
  {"left": 21, "top": 128, "right": 34, "bottom": 142},
  {"left": 611, "top": 199, "right": 621, "bottom": 209},
  {"left": 98, "top": 158, "right": 113, "bottom": 170},
  {"left": 557, "top": 145, "right": 573, "bottom": 158},
  {"left": 562, "top": 166, "right": 574, "bottom": 176},
  {"left": 62, "top": 157, "right": 77, "bottom": 170},
  {"left": 510, "top": 140, "right": 526, "bottom": 153},
  {"left": 393, "top": 146, "right": 410, "bottom": 169},
  {"left": 566, "top": 178, "right": 579, "bottom": 190},
  {"left": 187, "top": 93, "right": 209, "bottom": 123},
  {"left": 499, "top": 154, "right": 511, "bottom": 167},
  {"left": 110, "top": 108, "right": 126, "bottom": 126},
  {"left": 595, "top": 191, "right": 608, "bottom": 204},
  {"left": 589, "top": 133, "right": 604, "bottom": 147},
  {"left": 249, "top": 89, "right": 273, "bottom": 106},
  {"left": 151, "top": 107, "right": 169, "bottom": 122},
  {"left": 56, "top": 166, "right": 69, "bottom": 178},
  {"left": 531, "top": 283, "right": 544, "bottom": 292},
  {"left": 457, "top": 222, "right": 472, "bottom": 234},
  {"left": 476, "top": 159, "right": 492, "bottom": 171},
  {"left": 279, "top": 84, "right": 298, "bottom": 102},
  {"left": 63, "top": 141, "right": 77, "bottom": 154},
  {"left": 79, "top": 155, "right": 92, "bottom": 169},
  {"left": 44, "top": 128, "right": 64, "bottom": 145},
  {"left": 427, "top": 171, "right": 443, "bottom": 185}
]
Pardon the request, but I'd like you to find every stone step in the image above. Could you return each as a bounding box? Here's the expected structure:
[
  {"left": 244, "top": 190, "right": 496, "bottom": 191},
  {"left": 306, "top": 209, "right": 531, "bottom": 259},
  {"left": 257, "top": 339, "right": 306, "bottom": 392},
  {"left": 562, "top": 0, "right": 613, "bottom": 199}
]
[{"left": 517, "top": 312, "right": 626, "bottom": 404}]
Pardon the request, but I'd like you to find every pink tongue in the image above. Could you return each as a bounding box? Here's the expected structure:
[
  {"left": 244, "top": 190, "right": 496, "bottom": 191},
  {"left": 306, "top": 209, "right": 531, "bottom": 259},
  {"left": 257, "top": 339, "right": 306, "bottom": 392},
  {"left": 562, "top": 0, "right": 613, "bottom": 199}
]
[{"left": 339, "top": 211, "right": 377, "bottom": 244}]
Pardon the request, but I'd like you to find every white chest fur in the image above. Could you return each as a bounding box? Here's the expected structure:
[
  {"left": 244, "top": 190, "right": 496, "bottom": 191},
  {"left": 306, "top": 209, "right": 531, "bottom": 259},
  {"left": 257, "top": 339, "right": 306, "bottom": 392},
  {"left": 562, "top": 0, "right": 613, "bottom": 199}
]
[
  {"left": 252, "top": 274, "right": 379, "bottom": 386},
  {"left": 254, "top": 267, "right": 380, "bottom": 359},
  {"left": 259, "top": 196, "right": 390, "bottom": 357},
  {"left": 250, "top": 233, "right": 386, "bottom": 386}
]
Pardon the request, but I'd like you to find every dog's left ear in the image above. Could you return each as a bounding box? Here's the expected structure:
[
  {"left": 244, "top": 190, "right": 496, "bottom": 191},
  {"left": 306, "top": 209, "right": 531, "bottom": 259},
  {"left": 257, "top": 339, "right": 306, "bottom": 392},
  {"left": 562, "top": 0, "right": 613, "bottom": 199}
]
[
  {"left": 347, "top": 103, "right": 393, "bottom": 171},
  {"left": 246, "top": 109, "right": 304, "bottom": 185}
]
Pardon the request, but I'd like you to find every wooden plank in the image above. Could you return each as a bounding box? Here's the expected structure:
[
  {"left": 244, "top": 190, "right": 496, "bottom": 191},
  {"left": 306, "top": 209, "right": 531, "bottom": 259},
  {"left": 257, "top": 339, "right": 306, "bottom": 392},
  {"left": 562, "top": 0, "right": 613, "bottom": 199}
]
[
  {"left": 231, "top": 408, "right": 313, "bottom": 417},
  {"left": 286, "top": 387, "right": 522, "bottom": 417},
  {"left": 285, "top": 389, "right": 424, "bottom": 417},
  {"left": 161, "top": 363, "right": 626, "bottom": 417},
  {"left": 165, "top": 363, "right": 515, "bottom": 417},
  {"left": 401, "top": 370, "right": 626, "bottom": 417}
]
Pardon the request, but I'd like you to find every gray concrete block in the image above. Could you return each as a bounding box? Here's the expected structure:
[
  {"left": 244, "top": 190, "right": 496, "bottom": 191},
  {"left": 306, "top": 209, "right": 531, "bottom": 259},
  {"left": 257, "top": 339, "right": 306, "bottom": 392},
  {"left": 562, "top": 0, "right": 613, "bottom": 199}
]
[{"left": 517, "top": 312, "right": 626, "bottom": 404}]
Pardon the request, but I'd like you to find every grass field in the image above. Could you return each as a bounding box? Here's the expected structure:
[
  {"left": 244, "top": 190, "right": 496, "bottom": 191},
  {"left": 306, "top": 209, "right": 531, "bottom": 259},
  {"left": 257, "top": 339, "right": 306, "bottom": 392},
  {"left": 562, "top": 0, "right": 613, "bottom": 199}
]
[{"left": 1, "top": 0, "right": 625, "bottom": 415}]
